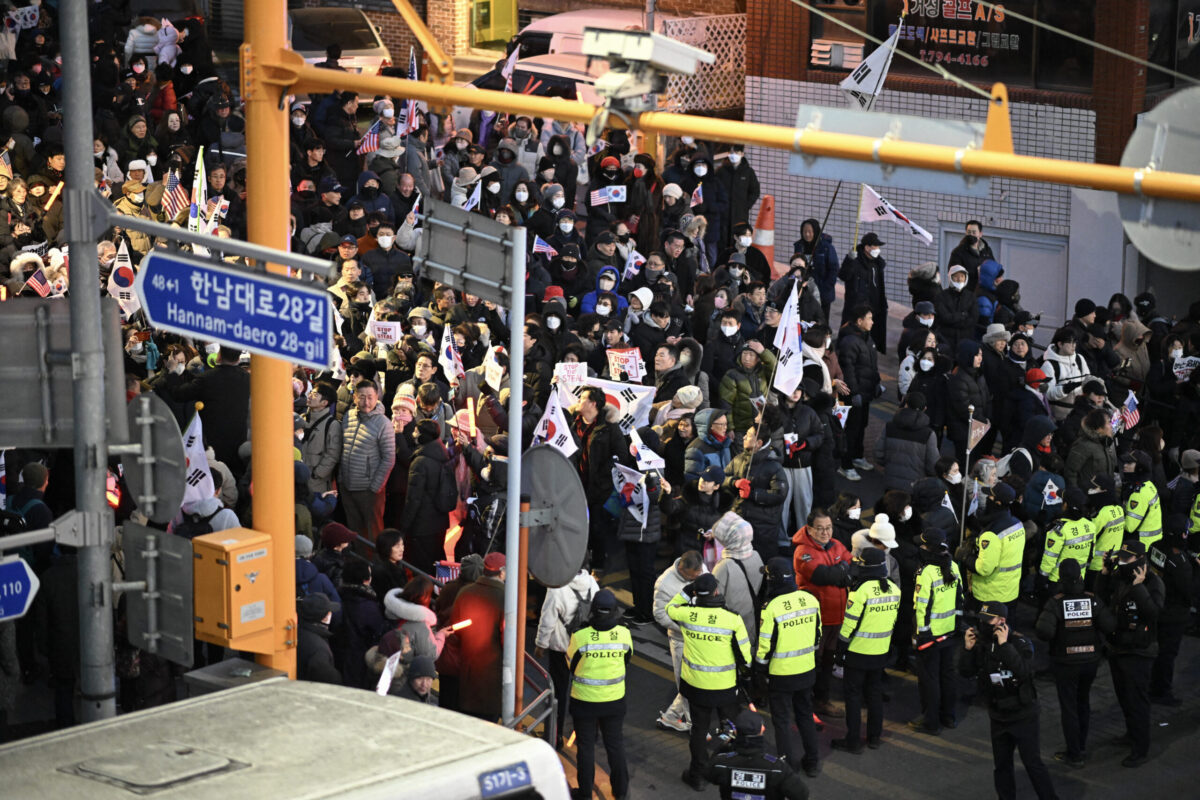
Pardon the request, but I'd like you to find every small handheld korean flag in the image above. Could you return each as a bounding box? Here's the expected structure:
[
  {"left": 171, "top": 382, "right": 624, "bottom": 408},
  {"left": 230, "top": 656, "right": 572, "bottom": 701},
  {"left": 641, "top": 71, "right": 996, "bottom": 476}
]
[
  {"left": 181, "top": 412, "right": 215, "bottom": 509},
  {"left": 463, "top": 180, "right": 481, "bottom": 212},
  {"left": 631, "top": 428, "right": 666, "bottom": 471},
  {"left": 534, "top": 388, "right": 578, "bottom": 457},
  {"left": 439, "top": 323, "right": 466, "bottom": 387},
  {"left": 1042, "top": 478, "right": 1063, "bottom": 507},
  {"left": 832, "top": 403, "right": 851, "bottom": 428},
  {"left": 612, "top": 462, "right": 651, "bottom": 530}
]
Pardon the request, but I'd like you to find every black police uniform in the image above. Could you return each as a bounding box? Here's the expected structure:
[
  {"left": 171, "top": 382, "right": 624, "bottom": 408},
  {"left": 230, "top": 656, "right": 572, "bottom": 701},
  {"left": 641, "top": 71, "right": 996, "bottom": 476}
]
[
  {"left": 1095, "top": 550, "right": 1165, "bottom": 766},
  {"left": 1148, "top": 535, "right": 1195, "bottom": 704},
  {"left": 957, "top": 612, "right": 1058, "bottom": 800},
  {"left": 705, "top": 710, "right": 809, "bottom": 800},
  {"left": 1034, "top": 562, "right": 1116, "bottom": 765}
]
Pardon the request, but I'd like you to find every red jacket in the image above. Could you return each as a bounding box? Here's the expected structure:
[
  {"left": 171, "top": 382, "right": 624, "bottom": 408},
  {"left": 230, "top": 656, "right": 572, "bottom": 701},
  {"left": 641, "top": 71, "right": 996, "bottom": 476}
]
[{"left": 792, "top": 526, "right": 852, "bottom": 625}]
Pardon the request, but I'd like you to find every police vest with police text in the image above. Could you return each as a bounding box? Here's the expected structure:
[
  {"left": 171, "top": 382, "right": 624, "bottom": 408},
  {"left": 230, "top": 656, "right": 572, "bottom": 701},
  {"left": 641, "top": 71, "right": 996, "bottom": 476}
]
[
  {"left": 567, "top": 625, "right": 632, "bottom": 703},
  {"left": 1125, "top": 481, "right": 1162, "bottom": 548},
  {"left": 1049, "top": 592, "right": 1103, "bottom": 663},
  {"left": 914, "top": 561, "right": 963, "bottom": 637},
  {"left": 756, "top": 589, "right": 821, "bottom": 677},
  {"left": 667, "top": 594, "right": 752, "bottom": 691},
  {"left": 1088, "top": 504, "right": 1125, "bottom": 572},
  {"left": 1039, "top": 516, "right": 1095, "bottom": 582},
  {"left": 840, "top": 579, "right": 900, "bottom": 656}
]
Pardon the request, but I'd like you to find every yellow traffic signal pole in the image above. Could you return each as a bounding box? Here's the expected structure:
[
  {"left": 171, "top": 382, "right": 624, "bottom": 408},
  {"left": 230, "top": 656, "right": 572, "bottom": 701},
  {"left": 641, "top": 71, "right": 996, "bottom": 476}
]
[{"left": 242, "top": 0, "right": 297, "bottom": 678}]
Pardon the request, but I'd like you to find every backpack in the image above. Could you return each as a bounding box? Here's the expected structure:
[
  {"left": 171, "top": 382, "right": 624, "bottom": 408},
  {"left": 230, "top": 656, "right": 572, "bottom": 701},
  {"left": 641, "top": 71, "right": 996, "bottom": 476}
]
[
  {"left": 175, "top": 507, "right": 221, "bottom": 539},
  {"left": 433, "top": 456, "right": 459, "bottom": 514},
  {"left": 995, "top": 447, "right": 1032, "bottom": 479},
  {"left": 0, "top": 498, "right": 44, "bottom": 536},
  {"left": 566, "top": 586, "right": 594, "bottom": 634}
]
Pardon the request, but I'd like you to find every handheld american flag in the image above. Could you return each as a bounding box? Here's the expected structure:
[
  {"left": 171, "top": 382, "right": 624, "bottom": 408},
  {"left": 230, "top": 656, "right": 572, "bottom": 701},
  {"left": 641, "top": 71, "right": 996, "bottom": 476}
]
[
  {"left": 162, "top": 168, "right": 189, "bottom": 220},
  {"left": 690, "top": 184, "right": 703, "bottom": 208},
  {"left": 356, "top": 120, "right": 381, "bottom": 155},
  {"left": 532, "top": 235, "right": 557, "bottom": 256},
  {"left": 400, "top": 47, "right": 420, "bottom": 136},
  {"left": 22, "top": 267, "right": 50, "bottom": 297},
  {"left": 1120, "top": 390, "right": 1140, "bottom": 429}
]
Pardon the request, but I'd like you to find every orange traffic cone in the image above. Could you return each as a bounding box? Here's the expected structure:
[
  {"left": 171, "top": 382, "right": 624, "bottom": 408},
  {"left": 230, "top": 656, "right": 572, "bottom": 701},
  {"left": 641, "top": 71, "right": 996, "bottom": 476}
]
[{"left": 751, "top": 195, "right": 782, "bottom": 279}]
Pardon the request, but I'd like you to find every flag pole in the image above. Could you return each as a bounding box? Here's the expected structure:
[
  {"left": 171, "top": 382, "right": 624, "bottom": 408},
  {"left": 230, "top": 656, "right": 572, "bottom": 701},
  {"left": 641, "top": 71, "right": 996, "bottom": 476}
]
[{"left": 817, "top": 14, "right": 905, "bottom": 248}]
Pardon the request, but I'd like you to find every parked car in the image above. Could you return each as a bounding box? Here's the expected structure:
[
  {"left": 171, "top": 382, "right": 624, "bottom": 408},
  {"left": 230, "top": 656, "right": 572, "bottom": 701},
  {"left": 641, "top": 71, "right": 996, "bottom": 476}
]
[
  {"left": 451, "top": 53, "right": 606, "bottom": 130},
  {"left": 288, "top": 7, "right": 393, "bottom": 76},
  {"left": 507, "top": 9, "right": 684, "bottom": 59}
]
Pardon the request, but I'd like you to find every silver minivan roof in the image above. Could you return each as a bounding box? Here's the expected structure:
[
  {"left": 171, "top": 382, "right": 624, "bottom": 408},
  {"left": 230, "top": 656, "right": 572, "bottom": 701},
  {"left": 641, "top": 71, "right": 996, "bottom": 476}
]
[{"left": 519, "top": 8, "right": 680, "bottom": 35}]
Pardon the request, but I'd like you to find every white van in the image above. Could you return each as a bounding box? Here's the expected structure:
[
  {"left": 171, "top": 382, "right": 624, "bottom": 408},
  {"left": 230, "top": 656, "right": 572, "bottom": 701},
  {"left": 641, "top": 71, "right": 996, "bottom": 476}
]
[
  {"left": 0, "top": 680, "right": 569, "bottom": 799},
  {"left": 507, "top": 9, "right": 683, "bottom": 59},
  {"left": 452, "top": 53, "right": 607, "bottom": 131}
]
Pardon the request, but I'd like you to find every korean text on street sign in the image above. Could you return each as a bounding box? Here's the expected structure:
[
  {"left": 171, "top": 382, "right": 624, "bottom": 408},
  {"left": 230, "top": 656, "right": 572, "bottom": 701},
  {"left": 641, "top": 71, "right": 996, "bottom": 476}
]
[
  {"left": 0, "top": 556, "right": 40, "bottom": 622},
  {"left": 134, "top": 251, "right": 334, "bottom": 370}
]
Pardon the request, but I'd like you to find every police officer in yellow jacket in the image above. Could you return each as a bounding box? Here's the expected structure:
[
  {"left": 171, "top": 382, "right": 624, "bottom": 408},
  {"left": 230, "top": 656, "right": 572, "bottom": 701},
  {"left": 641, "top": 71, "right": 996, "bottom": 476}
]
[
  {"left": 756, "top": 557, "right": 822, "bottom": 777},
  {"left": 1086, "top": 475, "right": 1125, "bottom": 588},
  {"left": 969, "top": 483, "right": 1026, "bottom": 606},
  {"left": 567, "top": 589, "right": 632, "bottom": 800},
  {"left": 832, "top": 548, "right": 900, "bottom": 753},
  {"left": 1039, "top": 488, "right": 1096, "bottom": 589},
  {"left": 909, "top": 529, "right": 965, "bottom": 734},
  {"left": 1122, "top": 451, "right": 1162, "bottom": 548},
  {"left": 668, "top": 572, "right": 752, "bottom": 791}
]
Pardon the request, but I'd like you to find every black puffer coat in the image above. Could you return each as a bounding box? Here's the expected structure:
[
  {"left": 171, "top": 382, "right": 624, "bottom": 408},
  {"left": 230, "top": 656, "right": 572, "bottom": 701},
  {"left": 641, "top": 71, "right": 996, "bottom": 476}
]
[
  {"left": 874, "top": 408, "right": 939, "bottom": 491},
  {"left": 946, "top": 340, "right": 989, "bottom": 449},
  {"left": 836, "top": 323, "right": 880, "bottom": 401}
]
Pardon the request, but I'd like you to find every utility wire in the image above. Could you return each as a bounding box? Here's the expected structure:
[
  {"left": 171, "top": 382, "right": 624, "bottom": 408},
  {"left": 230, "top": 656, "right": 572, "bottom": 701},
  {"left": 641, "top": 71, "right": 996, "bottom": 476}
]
[
  {"left": 970, "top": 0, "right": 1200, "bottom": 88},
  {"left": 786, "top": 0, "right": 997, "bottom": 102}
]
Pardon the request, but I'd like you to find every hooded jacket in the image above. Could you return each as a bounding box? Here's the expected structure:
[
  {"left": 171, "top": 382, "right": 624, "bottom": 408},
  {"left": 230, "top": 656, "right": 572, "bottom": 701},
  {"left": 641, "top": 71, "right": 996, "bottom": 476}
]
[
  {"left": 489, "top": 138, "right": 530, "bottom": 204},
  {"left": 681, "top": 152, "right": 728, "bottom": 249},
  {"left": 1043, "top": 345, "right": 1092, "bottom": 421},
  {"left": 653, "top": 557, "right": 710, "bottom": 642},
  {"left": 975, "top": 259, "right": 1005, "bottom": 330},
  {"left": 717, "top": 345, "right": 778, "bottom": 433},
  {"left": 721, "top": 445, "right": 787, "bottom": 550},
  {"left": 684, "top": 408, "right": 734, "bottom": 481},
  {"left": 1064, "top": 424, "right": 1118, "bottom": 489},
  {"left": 1114, "top": 318, "right": 1151, "bottom": 383},
  {"left": 794, "top": 219, "right": 839, "bottom": 304},
  {"left": 874, "top": 407, "right": 939, "bottom": 490},
  {"left": 535, "top": 570, "right": 601, "bottom": 653},
  {"left": 382, "top": 590, "right": 448, "bottom": 662},
  {"left": 349, "top": 170, "right": 395, "bottom": 224},
  {"left": 334, "top": 583, "right": 389, "bottom": 689},
  {"left": 711, "top": 512, "right": 765, "bottom": 639},
  {"left": 946, "top": 340, "right": 989, "bottom": 446},
  {"left": 934, "top": 280, "right": 977, "bottom": 351}
]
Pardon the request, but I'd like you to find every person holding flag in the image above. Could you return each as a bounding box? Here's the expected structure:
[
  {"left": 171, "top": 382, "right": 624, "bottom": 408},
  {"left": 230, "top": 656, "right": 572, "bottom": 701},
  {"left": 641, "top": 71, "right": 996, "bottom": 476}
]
[
  {"left": 172, "top": 408, "right": 240, "bottom": 537},
  {"left": 838, "top": 233, "right": 889, "bottom": 354},
  {"left": 681, "top": 152, "right": 726, "bottom": 262}
]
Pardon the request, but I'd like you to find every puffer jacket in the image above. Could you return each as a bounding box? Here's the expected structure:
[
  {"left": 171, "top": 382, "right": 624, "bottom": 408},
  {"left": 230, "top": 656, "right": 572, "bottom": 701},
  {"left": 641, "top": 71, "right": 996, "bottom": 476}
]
[
  {"left": 791, "top": 526, "right": 852, "bottom": 625},
  {"left": 717, "top": 345, "right": 778, "bottom": 433},
  {"left": 1043, "top": 345, "right": 1092, "bottom": 421},
  {"left": 934, "top": 283, "right": 977, "bottom": 352},
  {"left": 836, "top": 323, "right": 880, "bottom": 400},
  {"left": 874, "top": 407, "right": 939, "bottom": 491},
  {"left": 721, "top": 445, "right": 787, "bottom": 550},
  {"left": 301, "top": 407, "right": 343, "bottom": 495},
  {"left": 534, "top": 570, "right": 600, "bottom": 653},
  {"left": 580, "top": 265, "right": 629, "bottom": 315},
  {"left": 1064, "top": 425, "right": 1118, "bottom": 489},
  {"left": 975, "top": 259, "right": 1005, "bottom": 330},
  {"left": 684, "top": 408, "right": 734, "bottom": 481},
  {"left": 339, "top": 403, "right": 396, "bottom": 492},
  {"left": 946, "top": 340, "right": 989, "bottom": 447},
  {"left": 490, "top": 138, "right": 530, "bottom": 204},
  {"left": 777, "top": 398, "right": 824, "bottom": 469},
  {"left": 383, "top": 590, "right": 448, "bottom": 662}
]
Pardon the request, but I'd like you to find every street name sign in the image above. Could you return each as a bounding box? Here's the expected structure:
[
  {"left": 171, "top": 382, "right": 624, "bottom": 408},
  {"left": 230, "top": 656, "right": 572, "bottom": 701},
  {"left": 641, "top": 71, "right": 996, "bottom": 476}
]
[
  {"left": 0, "top": 556, "right": 39, "bottom": 622},
  {"left": 134, "top": 251, "right": 334, "bottom": 370}
]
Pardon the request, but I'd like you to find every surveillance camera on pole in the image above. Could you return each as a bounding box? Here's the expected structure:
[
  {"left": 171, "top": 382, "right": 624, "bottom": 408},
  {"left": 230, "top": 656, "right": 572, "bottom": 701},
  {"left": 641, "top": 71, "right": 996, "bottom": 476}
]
[{"left": 581, "top": 27, "right": 716, "bottom": 143}]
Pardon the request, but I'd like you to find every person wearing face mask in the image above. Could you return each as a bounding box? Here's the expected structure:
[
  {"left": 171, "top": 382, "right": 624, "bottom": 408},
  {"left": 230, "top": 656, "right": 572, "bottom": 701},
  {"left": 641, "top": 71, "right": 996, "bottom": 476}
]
[
  {"left": 540, "top": 132, "right": 579, "bottom": 203},
  {"left": 110, "top": 179, "right": 154, "bottom": 254},
  {"left": 898, "top": 301, "right": 939, "bottom": 367},
  {"left": 965, "top": 482, "right": 1027, "bottom": 609},
  {"left": 934, "top": 264, "right": 977, "bottom": 353},
  {"left": 580, "top": 264, "right": 629, "bottom": 316},
  {"left": 1094, "top": 540, "right": 1164, "bottom": 768},
  {"left": 583, "top": 229, "right": 622, "bottom": 282},
  {"left": 700, "top": 307, "right": 746, "bottom": 382},
  {"left": 585, "top": 155, "right": 627, "bottom": 241},
  {"left": 486, "top": 138, "right": 528, "bottom": 204},
  {"left": 349, "top": 170, "right": 395, "bottom": 227},
  {"left": 547, "top": 208, "right": 584, "bottom": 259},
  {"left": 360, "top": 222, "right": 412, "bottom": 298},
  {"left": 716, "top": 145, "right": 760, "bottom": 244},
  {"left": 718, "top": 221, "right": 770, "bottom": 286},
  {"left": 526, "top": 182, "right": 564, "bottom": 243},
  {"left": 681, "top": 153, "right": 727, "bottom": 263},
  {"left": 946, "top": 219, "right": 995, "bottom": 292},
  {"left": 839, "top": 233, "right": 890, "bottom": 354},
  {"left": 945, "top": 339, "right": 992, "bottom": 465}
]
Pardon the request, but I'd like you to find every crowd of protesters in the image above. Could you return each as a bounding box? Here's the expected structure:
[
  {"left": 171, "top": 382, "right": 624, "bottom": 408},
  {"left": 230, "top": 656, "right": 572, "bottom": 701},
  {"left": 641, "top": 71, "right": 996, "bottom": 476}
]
[{"left": 0, "top": 7, "right": 1198, "bottom": 798}]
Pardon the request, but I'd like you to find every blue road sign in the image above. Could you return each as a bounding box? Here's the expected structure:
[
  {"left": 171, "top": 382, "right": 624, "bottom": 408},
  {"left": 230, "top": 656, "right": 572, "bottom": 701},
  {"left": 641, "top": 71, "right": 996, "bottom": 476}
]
[
  {"left": 134, "top": 251, "right": 334, "bottom": 371},
  {"left": 0, "top": 556, "right": 39, "bottom": 622}
]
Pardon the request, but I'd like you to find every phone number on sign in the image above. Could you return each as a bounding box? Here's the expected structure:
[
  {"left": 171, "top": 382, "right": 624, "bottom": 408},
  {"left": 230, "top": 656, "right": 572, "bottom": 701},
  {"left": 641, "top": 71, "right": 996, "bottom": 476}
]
[{"left": 919, "top": 50, "right": 990, "bottom": 66}]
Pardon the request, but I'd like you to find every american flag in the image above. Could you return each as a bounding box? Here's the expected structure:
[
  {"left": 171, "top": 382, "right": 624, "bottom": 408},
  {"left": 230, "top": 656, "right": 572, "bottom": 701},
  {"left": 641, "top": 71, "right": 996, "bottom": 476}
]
[
  {"left": 0, "top": 149, "right": 11, "bottom": 180},
  {"left": 1120, "top": 390, "right": 1140, "bottom": 429},
  {"left": 532, "top": 235, "right": 557, "bottom": 256},
  {"left": 356, "top": 120, "right": 381, "bottom": 155},
  {"left": 22, "top": 268, "right": 50, "bottom": 297},
  {"left": 400, "top": 47, "right": 420, "bottom": 136},
  {"left": 690, "top": 184, "right": 703, "bottom": 208},
  {"left": 162, "top": 169, "right": 189, "bottom": 219}
]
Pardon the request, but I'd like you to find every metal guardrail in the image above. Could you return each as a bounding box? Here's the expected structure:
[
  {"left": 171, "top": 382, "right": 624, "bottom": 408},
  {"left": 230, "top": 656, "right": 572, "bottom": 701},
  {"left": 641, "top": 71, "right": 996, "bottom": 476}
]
[{"left": 505, "top": 651, "right": 558, "bottom": 746}]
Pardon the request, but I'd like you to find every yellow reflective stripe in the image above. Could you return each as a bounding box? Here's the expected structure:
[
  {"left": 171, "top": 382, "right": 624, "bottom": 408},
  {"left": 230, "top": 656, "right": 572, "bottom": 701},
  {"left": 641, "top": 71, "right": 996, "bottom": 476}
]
[
  {"left": 775, "top": 646, "right": 817, "bottom": 659},
  {"left": 683, "top": 657, "right": 735, "bottom": 673}
]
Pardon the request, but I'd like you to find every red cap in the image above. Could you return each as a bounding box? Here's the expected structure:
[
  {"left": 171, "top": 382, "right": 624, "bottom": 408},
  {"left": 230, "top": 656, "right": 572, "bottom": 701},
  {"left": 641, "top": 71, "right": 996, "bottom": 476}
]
[
  {"left": 600, "top": 156, "right": 620, "bottom": 169},
  {"left": 543, "top": 285, "right": 565, "bottom": 302},
  {"left": 483, "top": 552, "right": 506, "bottom": 574},
  {"left": 1025, "top": 367, "right": 1048, "bottom": 387},
  {"left": 320, "top": 522, "right": 357, "bottom": 549}
]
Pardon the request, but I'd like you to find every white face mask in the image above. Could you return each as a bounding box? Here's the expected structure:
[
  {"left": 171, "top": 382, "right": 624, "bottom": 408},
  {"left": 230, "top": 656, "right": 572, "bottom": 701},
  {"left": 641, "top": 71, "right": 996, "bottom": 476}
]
[
  {"left": 847, "top": 507, "right": 861, "bottom": 520},
  {"left": 728, "top": 152, "right": 742, "bottom": 165},
  {"left": 947, "top": 472, "right": 962, "bottom": 485},
  {"left": 599, "top": 277, "right": 615, "bottom": 291},
  {"left": 559, "top": 221, "right": 573, "bottom": 233},
  {"left": 951, "top": 280, "right": 968, "bottom": 292},
  {"left": 180, "top": 65, "right": 193, "bottom": 75},
  {"left": 596, "top": 304, "right": 611, "bottom": 316},
  {"left": 551, "top": 195, "right": 565, "bottom": 209},
  {"left": 411, "top": 324, "right": 426, "bottom": 337},
  {"left": 867, "top": 247, "right": 881, "bottom": 259},
  {"left": 1170, "top": 348, "right": 1183, "bottom": 359},
  {"left": 728, "top": 266, "right": 742, "bottom": 278},
  {"left": 901, "top": 506, "right": 913, "bottom": 522},
  {"left": 146, "top": 153, "right": 157, "bottom": 166},
  {"left": 377, "top": 235, "right": 393, "bottom": 249},
  {"left": 487, "top": 182, "right": 500, "bottom": 194},
  {"left": 738, "top": 235, "right": 753, "bottom": 248},
  {"left": 693, "top": 165, "right": 707, "bottom": 177},
  {"left": 546, "top": 316, "right": 561, "bottom": 331},
  {"left": 514, "top": 189, "right": 528, "bottom": 202},
  {"left": 720, "top": 324, "right": 739, "bottom": 337},
  {"left": 918, "top": 316, "right": 934, "bottom": 327},
  {"left": 292, "top": 115, "right": 305, "bottom": 126},
  {"left": 919, "top": 358, "right": 935, "bottom": 372},
  {"left": 205, "top": 342, "right": 220, "bottom": 355},
  {"left": 131, "top": 192, "right": 145, "bottom": 203},
  {"left": 825, "top": 337, "right": 832, "bottom": 349}
]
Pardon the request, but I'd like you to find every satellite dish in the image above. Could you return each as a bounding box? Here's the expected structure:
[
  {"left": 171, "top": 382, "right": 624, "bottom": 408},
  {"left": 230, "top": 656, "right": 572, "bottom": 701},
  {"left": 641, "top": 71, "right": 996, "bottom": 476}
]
[
  {"left": 121, "top": 393, "right": 187, "bottom": 524},
  {"left": 1119, "top": 86, "right": 1200, "bottom": 271},
  {"left": 520, "top": 445, "right": 589, "bottom": 588}
]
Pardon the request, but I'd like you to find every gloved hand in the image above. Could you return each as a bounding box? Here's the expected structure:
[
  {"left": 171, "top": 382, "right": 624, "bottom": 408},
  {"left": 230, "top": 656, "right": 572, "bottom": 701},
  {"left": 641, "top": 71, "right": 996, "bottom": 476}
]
[
  {"left": 1060, "top": 380, "right": 1082, "bottom": 394},
  {"left": 834, "top": 645, "right": 847, "bottom": 668},
  {"left": 787, "top": 440, "right": 806, "bottom": 457},
  {"left": 850, "top": 394, "right": 863, "bottom": 408},
  {"left": 833, "top": 561, "right": 852, "bottom": 588},
  {"left": 751, "top": 662, "right": 770, "bottom": 700},
  {"left": 683, "top": 581, "right": 698, "bottom": 601},
  {"left": 736, "top": 478, "right": 752, "bottom": 499},
  {"left": 916, "top": 631, "right": 934, "bottom": 650}
]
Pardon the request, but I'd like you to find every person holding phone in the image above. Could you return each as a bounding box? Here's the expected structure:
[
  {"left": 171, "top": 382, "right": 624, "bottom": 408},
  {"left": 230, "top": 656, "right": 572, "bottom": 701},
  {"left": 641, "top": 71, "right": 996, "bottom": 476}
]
[{"left": 957, "top": 602, "right": 1059, "bottom": 800}]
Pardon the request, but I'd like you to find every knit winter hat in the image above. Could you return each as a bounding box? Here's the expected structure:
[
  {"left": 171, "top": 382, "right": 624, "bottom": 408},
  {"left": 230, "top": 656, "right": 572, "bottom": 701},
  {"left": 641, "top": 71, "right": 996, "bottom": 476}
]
[
  {"left": 869, "top": 514, "right": 899, "bottom": 549},
  {"left": 663, "top": 183, "right": 683, "bottom": 200},
  {"left": 674, "top": 385, "right": 702, "bottom": 409}
]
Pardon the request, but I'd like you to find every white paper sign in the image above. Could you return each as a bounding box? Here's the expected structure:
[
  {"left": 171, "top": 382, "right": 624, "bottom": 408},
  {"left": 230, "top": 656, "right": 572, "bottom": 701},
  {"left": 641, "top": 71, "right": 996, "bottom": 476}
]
[
  {"left": 368, "top": 319, "right": 400, "bottom": 345},
  {"left": 554, "top": 361, "right": 589, "bottom": 385},
  {"left": 606, "top": 347, "right": 645, "bottom": 381},
  {"left": 376, "top": 650, "right": 403, "bottom": 696}
]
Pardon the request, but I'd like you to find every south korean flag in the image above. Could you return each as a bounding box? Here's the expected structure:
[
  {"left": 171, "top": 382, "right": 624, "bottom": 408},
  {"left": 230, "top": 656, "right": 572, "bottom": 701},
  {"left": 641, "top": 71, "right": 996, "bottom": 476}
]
[
  {"left": 181, "top": 412, "right": 215, "bottom": 510},
  {"left": 562, "top": 376, "right": 655, "bottom": 435},
  {"left": 534, "top": 387, "right": 578, "bottom": 458}
]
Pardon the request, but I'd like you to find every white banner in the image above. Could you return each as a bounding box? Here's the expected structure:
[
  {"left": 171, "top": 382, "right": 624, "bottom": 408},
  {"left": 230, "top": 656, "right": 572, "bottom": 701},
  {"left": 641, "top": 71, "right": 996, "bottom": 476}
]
[
  {"left": 368, "top": 319, "right": 400, "bottom": 345},
  {"left": 553, "top": 361, "right": 589, "bottom": 386},
  {"left": 630, "top": 428, "right": 665, "bottom": 471},
  {"left": 559, "top": 375, "right": 654, "bottom": 435}
]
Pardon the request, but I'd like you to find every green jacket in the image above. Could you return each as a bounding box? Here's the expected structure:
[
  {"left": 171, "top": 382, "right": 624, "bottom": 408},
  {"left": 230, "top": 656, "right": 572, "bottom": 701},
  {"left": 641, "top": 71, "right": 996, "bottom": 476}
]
[{"left": 717, "top": 347, "right": 778, "bottom": 433}]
